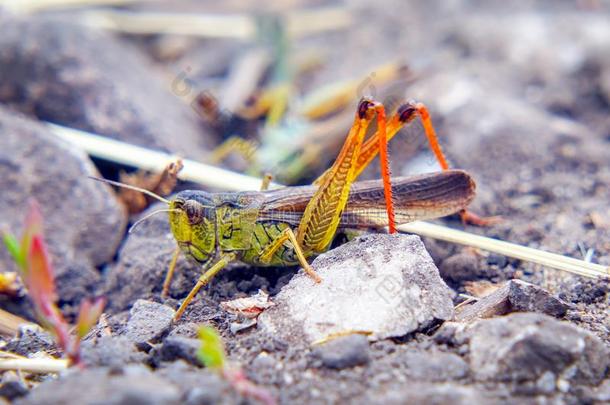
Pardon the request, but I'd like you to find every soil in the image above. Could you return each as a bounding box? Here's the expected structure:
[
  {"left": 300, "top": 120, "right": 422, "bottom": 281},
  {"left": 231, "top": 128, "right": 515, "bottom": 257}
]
[{"left": 0, "top": 1, "right": 609, "bottom": 404}]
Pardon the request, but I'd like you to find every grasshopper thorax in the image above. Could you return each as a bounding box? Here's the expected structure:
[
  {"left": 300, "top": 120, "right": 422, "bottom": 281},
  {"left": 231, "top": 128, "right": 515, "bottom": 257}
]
[{"left": 169, "top": 191, "right": 216, "bottom": 266}]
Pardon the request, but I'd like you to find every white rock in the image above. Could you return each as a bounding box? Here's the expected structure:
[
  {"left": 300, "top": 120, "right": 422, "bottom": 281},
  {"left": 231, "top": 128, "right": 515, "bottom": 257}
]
[{"left": 258, "top": 234, "right": 454, "bottom": 343}]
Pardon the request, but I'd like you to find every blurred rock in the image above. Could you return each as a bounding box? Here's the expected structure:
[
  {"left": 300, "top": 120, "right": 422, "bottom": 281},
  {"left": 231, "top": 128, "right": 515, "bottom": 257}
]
[
  {"left": 402, "top": 350, "right": 469, "bottom": 381},
  {"left": 371, "top": 383, "right": 484, "bottom": 405},
  {"left": 455, "top": 279, "right": 569, "bottom": 321},
  {"left": 312, "top": 334, "right": 370, "bottom": 369},
  {"left": 81, "top": 336, "right": 146, "bottom": 368},
  {"left": 0, "top": 16, "right": 216, "bottom": 159},
  {"left": 439, "top": 252, "right": 483, "bottom": 283},
  {"left": 432, "top": 321, "right": 469, "bottom": 348},
  {"left": 583, "top": 379, "right": 610, "bottom": 403},
  {"left": 506, "top": 280, "right": 569, "bottom": 316},
  {"left": 122, "top": 300, "right": 175, "bottom": 350},
  {"left": 167, "top": 322, "right": 199, "bottom": 339},
  {"left": 14, "top": 360, "right": 238, "bottom": 405},
  {"left": 0, "top": 372, "right": 28, "bottom": 401},
  {"left": 151, "top": 336, "right": 201, "bottom": 367},
  {"left": 4, "top": 325, "right": 56, "bottom": 357},
  {"left": 156, "top": 361, "right": 236, "bottom": 405},
  {"left": 15, "top": 366, "right": 180, "bottom": 405},
  {"left": 0, "top": 108, "right": 125, "bottom": 312},
  {"left": 258, "top": 234, "right": 455, "bottom": 343},
  {"left": 467, "top": 313, "right": 609, "bottom": 389}
]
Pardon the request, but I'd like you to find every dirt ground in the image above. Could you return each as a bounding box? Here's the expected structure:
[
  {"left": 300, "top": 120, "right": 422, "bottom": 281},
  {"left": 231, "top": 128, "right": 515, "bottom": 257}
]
[{"left": 0, "top": 1, "right": 608, "bottom": 404}]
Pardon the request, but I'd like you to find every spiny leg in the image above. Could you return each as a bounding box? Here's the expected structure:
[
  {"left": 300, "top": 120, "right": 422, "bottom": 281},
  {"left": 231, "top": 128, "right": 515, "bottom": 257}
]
[
  {"left": 297, "top": 98, "right": 392, "bottom": 252},
  {"left": 161, "top": 245, "right": 181, "bottom": 298},
  {"left": 353, "top": 101, "right": 448, "bottom": 179},
  {"left": 408, "top": 103, "right": 501, "bottom": 225},
  {"left": 373, "top": 103, "right": 396, "bottom": 234},
  {"left": 351, "top": 100, "right": 501, "bottom": 225},
  {"left": 174, "top": 252, "right": 237, "bottom": 321},
  {"left": 258, "top": 227, "right": 322, "bottom": 283}
]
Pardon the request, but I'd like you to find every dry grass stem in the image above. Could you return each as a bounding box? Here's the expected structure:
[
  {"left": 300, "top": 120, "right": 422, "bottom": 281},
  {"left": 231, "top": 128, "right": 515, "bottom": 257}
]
[
  {"left": 79, "top": 8, "right": 351, "bottom": 39},
  {"left": 0, "top": 0, "right": 142, "bottom": 13},
  {"left": 0, "top": 357, "right": 68, "bottom": 373},
  {"left": 0, "top": 308, "right": 34, "bottom": 337}
]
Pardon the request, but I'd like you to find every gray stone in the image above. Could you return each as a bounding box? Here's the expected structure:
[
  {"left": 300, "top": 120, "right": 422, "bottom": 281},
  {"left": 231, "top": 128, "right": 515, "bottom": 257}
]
[
  {"left": 586, "top": 378, "right": 610, "bottom": 403},
  {"left": 156, "top": 362, "right": 236, "bottom": 405},
  {"left": 439, "top": 252, "right": 484, "bottom": 283},
  {"left": 313, "top": 334, "right": 370, "bottom": 369},
  {"left": 4, "top": 325, "right": 56, "bottom": 357},
  {"left": 123, "top": 300, "right": 175, "bottom": 349},
  {"left": 455, "top": 279, "right": 570, "bottom": 322},
  {"left": 0, "top": 381, "right": 28, "bottom": 401},
  {"left": 467, "top": 313, "right": 609, "bottom": 387},
  {"left": 152, "top": 336, "right": 201, "bottom": 366},
  {"left": 81, "top": 336, "right": 146, "bottom": 368},
  {"left": 432, "top": 321, "right": 469, "bottom": 347},
  {"left": 0, "top": 108, "right": 126, "bottom": 311},
  {"left": 251, "top": 352, "right": 278, "bottom": 370},
  {"left": 14, "top": 366, "right": 181, "bottom": 405},
  {"left": 369, "top": 383, "right": 485, "bottom": 405},
  {"left": 507, "top": 280, "right": 569, "bottom": 316},
  {"left": 0, "top": 16, "right": 216, "bottom": 159},
  {"left": 402, "top": 350, "right": 469, "bottom": 381},
  {"left": 0, "top": 372, "right": 28, "bottom": 401},
  {"left": 258, "top": 234, "right": 455, "bottom": 343},
  {"left": 168, "top": 322, "right": 200, "bottom": 339}
]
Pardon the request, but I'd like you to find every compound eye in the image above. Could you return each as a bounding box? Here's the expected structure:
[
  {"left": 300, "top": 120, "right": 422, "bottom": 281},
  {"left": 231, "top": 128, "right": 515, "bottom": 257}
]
[{"left": 183, "top": 200, "right": 204, "bottom": 225}]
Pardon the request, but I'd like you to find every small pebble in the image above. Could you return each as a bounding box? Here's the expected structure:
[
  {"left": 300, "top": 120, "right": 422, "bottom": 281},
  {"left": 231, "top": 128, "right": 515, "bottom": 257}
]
[
  {"left": 486, "top": 253, "right": 508, "bottom": 268},
  {"left": 153, "top": 336, "right": 201, "bottom": 366},
  {"left": 123, "top": 300, "right": 175, "bottom": 350},
  {"left": 313, "top": 334, "right": 370, "bottom": 369}
]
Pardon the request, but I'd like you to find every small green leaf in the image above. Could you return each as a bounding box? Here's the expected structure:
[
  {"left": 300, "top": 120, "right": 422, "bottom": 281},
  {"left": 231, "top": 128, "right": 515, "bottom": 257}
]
[
  {"left": 197, "top": 325, "right": 226, "bottom": 370},
  {"left": 75, "top": 297, "right": 105, "bottom": 339},
  {"left": 2, "top": 232, "right": 25, "bottom": 270}
]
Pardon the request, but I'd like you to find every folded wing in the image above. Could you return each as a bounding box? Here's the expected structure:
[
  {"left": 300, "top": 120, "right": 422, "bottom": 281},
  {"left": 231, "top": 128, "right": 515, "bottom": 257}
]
[{"left": 259, "top": 170, "right": 476, "bottom": 229}]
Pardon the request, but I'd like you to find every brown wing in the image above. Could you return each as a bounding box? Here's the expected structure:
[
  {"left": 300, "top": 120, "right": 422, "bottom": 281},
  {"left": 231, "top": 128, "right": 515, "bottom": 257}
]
[{"left": 258, "top": 170, "right": 476, "bottom": 229}]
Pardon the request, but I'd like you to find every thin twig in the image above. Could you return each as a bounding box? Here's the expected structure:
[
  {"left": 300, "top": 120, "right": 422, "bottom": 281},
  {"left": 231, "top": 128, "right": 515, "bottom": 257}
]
[
  {"left": 79, "top": 8, "right": 352, "bottom": 39},
  {"left": 0, "top": 308, "right": 35, "bottom": 337},
  {"left": 220, "top": 49, "right": 271, "bottom": 112},
  {"left": 83, "top": 10, "right": 257, "bottom": 39},
  {"left": 49, "top": 123, "right": 278, "bottom": 191},
  {"left": 0, "top": 357, "right": 68, "bottom": 373},
  {"left": 48, "top": 123, "right": 610, "bottom": 280},
  {"left": 0, "top": 0, "right": 142, "bottom": 13},
  {"left": 399, "top": 222, "right": 608, "bottom": 279}
]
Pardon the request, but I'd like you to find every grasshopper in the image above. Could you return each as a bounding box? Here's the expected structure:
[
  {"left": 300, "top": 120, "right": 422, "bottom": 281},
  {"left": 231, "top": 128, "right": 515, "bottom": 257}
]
[{"left": 99, "top": 98, "right": 478, "bottom": 320}]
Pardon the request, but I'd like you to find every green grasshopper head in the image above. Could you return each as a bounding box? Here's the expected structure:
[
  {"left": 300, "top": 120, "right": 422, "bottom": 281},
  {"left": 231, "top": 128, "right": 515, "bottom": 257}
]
[
  {"left": 169, "top": 191, "right": 216, "bottom": 266},
  {"left": 88, "top": 176, "right": 218, "bottom": 266}
]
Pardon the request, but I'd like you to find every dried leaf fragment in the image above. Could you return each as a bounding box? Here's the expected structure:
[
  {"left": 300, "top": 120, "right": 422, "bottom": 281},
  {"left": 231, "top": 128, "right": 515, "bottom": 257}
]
[
  {"left": 119, "top": 159, "right": 184, "bottom": 214},
  {"left": 220, "top": 290, "right": 275, "bottom": 318}
]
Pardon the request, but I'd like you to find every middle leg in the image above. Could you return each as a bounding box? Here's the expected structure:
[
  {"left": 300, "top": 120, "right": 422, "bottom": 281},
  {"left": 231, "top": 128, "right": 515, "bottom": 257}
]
[{"left": 258, "top": 227, "right": 322, "bottom": 283}]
